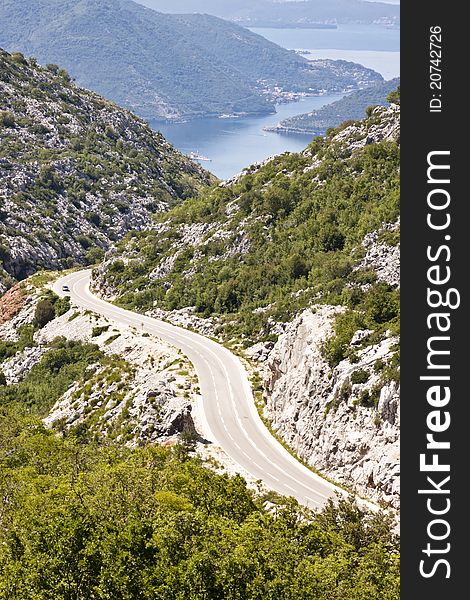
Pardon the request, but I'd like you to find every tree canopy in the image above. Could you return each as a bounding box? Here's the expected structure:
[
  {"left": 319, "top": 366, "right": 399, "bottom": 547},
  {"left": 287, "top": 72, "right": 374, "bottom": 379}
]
[{"left": 0, "top": 408, "right": 399, "bottom": 599}]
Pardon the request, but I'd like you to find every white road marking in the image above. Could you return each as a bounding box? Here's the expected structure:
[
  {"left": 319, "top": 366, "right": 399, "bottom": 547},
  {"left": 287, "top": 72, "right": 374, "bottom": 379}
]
[{"left": 284, "top": 484, "right": 298, "bottom": 494}]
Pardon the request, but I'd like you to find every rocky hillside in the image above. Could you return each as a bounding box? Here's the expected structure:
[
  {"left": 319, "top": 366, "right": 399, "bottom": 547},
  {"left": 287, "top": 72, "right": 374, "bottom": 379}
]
[
  {"left": 262, "top": 304, "right": 399, "bottom": 509},
  {"left": 246, "top": 216, "right": 400, "bottom": 508},
  {"left": 0, "top": 278, "right": 199, "bottom": 446},
  {"left": 0, "top": 49, "right": 213, "bottom": 294},
  {"left": 93, "top": 100, "right": 400, "bottom": 506},
  {"left": 0, "top": 0, "right": 383, "bottom": 121},
  {"left": 93, "top": 102, "right": 400, "bottom": 340}
]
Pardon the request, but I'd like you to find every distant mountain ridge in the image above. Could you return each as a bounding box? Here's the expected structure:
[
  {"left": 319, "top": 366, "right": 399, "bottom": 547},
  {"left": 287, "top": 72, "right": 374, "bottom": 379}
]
[
  {"left": 138, "top": 0, "right": 400, "bottom": 26},
  {"left": 0, "top": 0, "right": 383, "bottom": 122}
]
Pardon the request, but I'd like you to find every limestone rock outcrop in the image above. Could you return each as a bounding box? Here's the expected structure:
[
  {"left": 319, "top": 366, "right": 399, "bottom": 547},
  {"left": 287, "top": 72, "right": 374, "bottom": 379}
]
[{"left": 262, "top": 306, "right": 400, "bottom": 509}]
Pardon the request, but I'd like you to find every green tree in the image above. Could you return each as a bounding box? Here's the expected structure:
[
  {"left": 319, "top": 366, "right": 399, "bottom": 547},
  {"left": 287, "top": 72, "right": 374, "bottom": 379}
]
[
  {"left": 34, "top": 298, "right": 55, "bottom": 328},
  {"left": 0, "top": 413, "right": 400, "bottom": 599},
  {"left": 387, "top": 86, "right": 400, "bottom": 105},
  {"left": 365, "top": 283, "right": 399, "bottom": 325}
]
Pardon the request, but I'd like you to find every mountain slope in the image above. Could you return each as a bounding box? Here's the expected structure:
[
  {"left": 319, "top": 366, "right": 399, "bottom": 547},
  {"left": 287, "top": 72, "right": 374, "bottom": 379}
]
[
  {"left": 268, "top": 78, "right": 400, "bottom": 135},
  {"left": 92, "top": 99, "right": 400, "bottom": 506},
  {"left": 0, "top": 284, "right": 399, "bottom": 596},
  {"left": 0, "top": 0, "right": 382, "bottom": 121},
  {"left": 0, "top": 49, "right": 213, "bottom": 293},
  {"left": 139, "top": 0, "right": 400, "bottom": 26},
  {"left": 93, "top": 103, "right": 400, "bottom": 344}
]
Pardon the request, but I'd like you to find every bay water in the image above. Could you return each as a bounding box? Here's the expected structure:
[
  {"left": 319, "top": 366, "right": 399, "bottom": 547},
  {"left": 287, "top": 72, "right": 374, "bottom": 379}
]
[{"left": 153, "top": 24, "right": 400, "bottom": 180}]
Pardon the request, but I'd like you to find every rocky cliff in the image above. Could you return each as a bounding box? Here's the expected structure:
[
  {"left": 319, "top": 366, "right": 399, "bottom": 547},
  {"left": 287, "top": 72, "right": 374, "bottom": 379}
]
[
  {"left": 0, "top": 49, "right": 213, "bottom": 293},
  {"left": 253, "top": 215, "right": 400, "bottom": 509},
  {"left": 261, "top": 305, "right": 399, "bottom": 509}
]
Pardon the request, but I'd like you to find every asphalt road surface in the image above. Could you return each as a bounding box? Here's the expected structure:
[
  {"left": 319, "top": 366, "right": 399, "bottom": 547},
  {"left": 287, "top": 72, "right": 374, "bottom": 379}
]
[{"left": 53, "top": 270, "right": 346, "bottom": 509}]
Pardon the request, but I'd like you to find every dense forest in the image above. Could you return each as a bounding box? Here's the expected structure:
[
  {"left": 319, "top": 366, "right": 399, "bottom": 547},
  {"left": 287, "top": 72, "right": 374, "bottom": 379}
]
[{"left": 0, "top": 397, "right": 399, "bottom": 599}]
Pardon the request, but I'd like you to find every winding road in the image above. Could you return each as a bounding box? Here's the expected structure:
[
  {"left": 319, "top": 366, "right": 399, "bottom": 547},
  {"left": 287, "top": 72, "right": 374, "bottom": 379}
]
[{"left": 53, "top": 270, "right": 345, "bottom": 509}]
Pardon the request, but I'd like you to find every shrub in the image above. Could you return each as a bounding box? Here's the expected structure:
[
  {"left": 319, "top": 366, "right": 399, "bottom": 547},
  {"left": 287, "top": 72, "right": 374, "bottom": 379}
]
[
  {"left": 374, "top": 359, "right": 385, "bottom": 373},
  {"left": 54, "top": 295, "right": 71, "bottom": 317},
  {"left": 85, "top": 247, "right": 105, "bottom": 265},
  {"left": 58, "top": 68, "right": 71, "bottom": 82},
  {"left": 77, "top": 234, "right": 93, "bottom": 249},
  {"left": 357, "top": 390, "right": 372, "bottom": 407},
  {"left": 365, "top": 283, "right": 400, "bottom": 326},
  {"left": 19, "top": 325, "right": 34, "bottom": 346},
  {"left": 381, "top": 351, "right": 400, "bottom": 384},
  {"left": 46, "top": 63, "right": 60, "bottom": 74},
  {"left": 92, "top": 325, "right": 110, "bottom": 337},
  {"left": 174, "top": 430, "right": 198, "bottom": 460},
  {"left": 387, "top": 86, "right": 400, "bottom": 105},
  {"left": 349, "top": 269, "right": 377, "bottom": 287},
  {"left": 358, "top": 385, "right": 382, "bottom": 408},
  {"left": 64, "top": 257, "right": 75, "bottom": 269},
  {"left": 287, "top": 254, "right": 309, "bottom": 279},
  {"left": 322, "top": 311, "right": 366, "bottom": 367},
  {"left": 85, "top": 211, "right": 101, "bottom": 227},
  {"left": 34, "top": 298, "right": 55, "bottom": 328},
  {"left": 10, "top": 52, "right": 27, "bottom": 64},
  {"left": 350, "top": 369, "right": 369, "bottom": 385},
  {"left": 104, "top": 334, "right": 121, "bottom": 346},
  {"left": 37, "top": 165, "right": 63, "bottom": 192},
  {"left": 0, "top": 111, "right": 15, "bottom": 128}
]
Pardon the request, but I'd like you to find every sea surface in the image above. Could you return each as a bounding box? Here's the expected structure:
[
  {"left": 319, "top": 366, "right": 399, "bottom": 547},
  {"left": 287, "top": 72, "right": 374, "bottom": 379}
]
[
  {"left": 250, "top": 24, "right": 399, "bottom": 53},
  {"left": 153, "top": 24, "right": 400, "bottom": 180},
  {"left": 250, "top": 24, "right": 400, "bottom": 79},
  {"left": 154, "top": 93, "right": 344, "bottom": 181}
]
